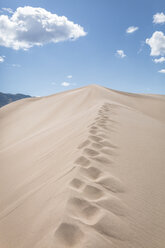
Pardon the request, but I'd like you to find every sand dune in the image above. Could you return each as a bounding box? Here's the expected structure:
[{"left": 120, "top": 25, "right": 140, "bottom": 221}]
[{"left": 0, "top": 84, "right": 165, "bottom": 248}]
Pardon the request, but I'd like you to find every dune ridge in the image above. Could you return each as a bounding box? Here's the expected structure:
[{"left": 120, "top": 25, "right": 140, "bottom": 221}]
[{"left": 0, "top": 85, "right": 165, "bottom": 248}]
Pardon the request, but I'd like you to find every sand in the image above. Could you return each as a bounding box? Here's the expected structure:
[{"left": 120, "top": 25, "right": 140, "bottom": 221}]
[{"left": 0, "top": 84, "right": 165, "bottom": 248}]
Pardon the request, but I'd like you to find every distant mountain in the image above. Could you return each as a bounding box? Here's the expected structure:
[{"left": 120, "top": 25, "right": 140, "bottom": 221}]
[{"left": 0, "top": 92, "right": 31, "bottom": 108}]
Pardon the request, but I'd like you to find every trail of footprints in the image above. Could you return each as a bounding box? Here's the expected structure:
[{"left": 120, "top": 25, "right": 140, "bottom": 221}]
[{"left": 53, "top": 103, "right": 130, "bottom": 247}]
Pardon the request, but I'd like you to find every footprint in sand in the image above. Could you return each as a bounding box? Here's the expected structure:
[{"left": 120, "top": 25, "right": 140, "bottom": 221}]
[
  {"left": 74, "top": 156, "right": 90, "bottom": 167},
  {"left": 102, "top": 109, "right": 109, "bottom": 112},
  {"left": 68, "top": 197, "right": 88, "bottom": 209},
  {"left": 53, "top": 222, "right": 84, "bottom": 247},
  {"left": 89, "top": 129, "right": 98, "bottom": 135},
  {"left": 83, "top": 185, "right": 104, "bottom": 200},
  {"left": 91, "top": 142, "right": 104, "bottom": 149},
  {"left": 83, "top": 148, "right": 100, "bottom": 157},
  {"left": 97, "top": 124, "right": 109, "bottom": 130},
  {"left": 97, "top": 120, "right": 107, "bottom": 125},
  {"left": 80, "top": 166, "right": 102, "bottom": 180},
  {"left": 90, "top": 126, "right": 98, "bottom": 130},
  {"left": 97, "top": 176, "right": 125, "bottom": 193},
  {"left": 95, "top": 118, "right": 100, "bottom": 121},
  {"left": 89, "top": 135, "right": 103, "bottom": 142},
  {"left": 97, "top": 133, "right": 108, "bottom": 139},
  {"left": 91, "top": 155, "right": 111, "bottom": 164},
  {"left": 78, "top": 140, "right": 91, "bottom": 149},
  {"left": 99, "top": 117, "right": 109, "bottom": 121},
  {"left": 68, "top": 197, "right": 102, "bottom": 225},
  {"left": 70, "top": 178, "right": 85, "bottom": 190}
]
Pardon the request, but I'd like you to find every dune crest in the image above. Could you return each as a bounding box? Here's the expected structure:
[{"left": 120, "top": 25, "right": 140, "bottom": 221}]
[{"left": 0, "top": 85, "right": 165, "bottom": 248}]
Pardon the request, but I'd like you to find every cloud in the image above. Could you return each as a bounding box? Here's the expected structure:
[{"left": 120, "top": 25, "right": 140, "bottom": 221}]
[
  {"left": 61, "top": 82, "right": 70, "bottom": 87},
  {"left": 146, "top": 31, "right": 165, "bottom": 56},
  {"left": 0, "top": 55, "right": 5, "bottom": 62},
  {"left": 0, "top": 6, "right": 87, "bottom": 50},
  {"left": 153, "top": 12, "right": 165, "bottom": 24},
  {"left": 158, "top": 69, "right": 165, "bottom": 73},
  {"left": 12, "top": 63, "right": 21, "bottom": 67},
  {"left": 2, "top": 8, "right": 14, "bottom": 14},
  {"left": 126, "top": 26, "right": 139, "bottom": 34},
  {"left": 153, "top": 57, "right": 165, "bottom": 63},
  {"left": 67, "top": 75, "right": 72, "bottom": 79},
  {"left": 116, "top": 50, "right": 126, "bottom": 58}
]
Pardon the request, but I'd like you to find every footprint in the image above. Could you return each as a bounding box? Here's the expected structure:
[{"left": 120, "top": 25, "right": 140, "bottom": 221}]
[
  {"left": 97, "top": 133, "right": 108, "bottom": 139},
  {"left": 88, "top": 122, "right": 96, "bottom": 127},
  {"left": 103, "top": 108, "right": 109, "bottom": 112},
  {"left": 70, "top": 178, "right": 84, "bottom": 189},
  {"left": 95, "top": 117, "right": 101, "bottom": 120},
  {"left": 89, "top": 135, "right": 103, "bottom": 142},
  {"left": 83, "top": 185, "right": 104, "bottom": 200},
  {"left": 101, "top": 110, "right": 109, "bottom": 114},
  {"left": 75, "top": 156, "right": 90, "bottom": 167},
  {"left": 90, "top": 126, "right": 98, "bottom": 130},
  {"left": 89, "top": 129, "right": 97, "bottom": 135},
  {"left": 99, "top": 117, "right": 109, "bottom": 121},
  {"left": 54, "top": 223, "right": 84, "bottom": 247},
  {"left": 68, "top": 197, "right": 102, "bottom": 225},
  {"left": 98, "top": 197, "right": 127, "bottom": 216},
  {"left": 81, "top": 206, "right": 102, "bottom": 225},
  {"left": 97, "top": 177, "right": 124, "bottom": 193},
  {"left": 84, "top": 148, "right": 99, "bottom": 157},
  {"left": 97, "top": 124, "right": 109, "bottom": 130},
  {"left": 91, "top": 142, "right": 104, "bottom": 149},
  {"left": 68, "top": 197, "right": 88, "bottom": 209},
  {"left": 98, "top": 125, "right": 109, "bottom": 130},
  {"left": 78, "top": 140, "right": 91, "bottom": 149},
  {"left": 96, "top": 121, "right": 107, "bottom": 125},
  {"left": 91, "top": 156, "right": 111, "bottom": 164},
  {"left": 81, "top": 166, "right": 102, "bottom": 180},
  {"left": 97, "top": 119, "right": 107, "bottom": 123}
]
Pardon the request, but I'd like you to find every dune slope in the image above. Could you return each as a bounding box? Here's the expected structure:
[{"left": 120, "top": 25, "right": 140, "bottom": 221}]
[{"left": 0, "top": 85, "right": 165, "bottom": 248}]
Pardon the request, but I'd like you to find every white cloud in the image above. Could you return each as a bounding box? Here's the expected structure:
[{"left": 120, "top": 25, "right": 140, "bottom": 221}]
[
  {"left": 0, "top": 55, "right": 5, "bottom": 62},
  {"left": 153, "top": 12, "right": 165, "bottom": 24},
  {"left": 158, "top": 69, "right": 165, "bottom": 73},
  {"left": 12, "top": 63, "right": 21, "bottom": 67},
  {"left": 2, "top": 8, "right": 14, "bottom": 14},
  {"left": 0, "top": 6, "right": 87, "bottom": 50},
  {"left": 61, "top": 82, "right": 70, "bottom": 87},
  {"left": 67, "top": 75, "right": 72, "bottom": 79},
  {"left": 146, "top": 31, "right": 165, "bottom": 56},
  {"left": 153, "top": 57, "right": 165, "bottom": 63},
  {"left": 126, "top": 26, "right": 139, "bottom": 34},
  {"left": 116, "top": 50, "right": 126, "bottom": 58}
]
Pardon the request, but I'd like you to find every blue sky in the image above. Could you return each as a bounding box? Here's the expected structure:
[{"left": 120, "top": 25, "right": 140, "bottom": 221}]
[{"left": 0, "top": 0, "right": 165, "bottom": 96}]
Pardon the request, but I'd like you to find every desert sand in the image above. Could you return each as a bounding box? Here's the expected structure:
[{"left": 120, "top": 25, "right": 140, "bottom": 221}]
[{"left": 0, "top": 84, "right": 165, "bottom": 248}]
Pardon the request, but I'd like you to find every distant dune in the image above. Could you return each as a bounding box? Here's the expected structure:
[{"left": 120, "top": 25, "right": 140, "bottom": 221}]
[
  {"left": 0, "top": 92, "right": 31, "bottom": 108},
  {"left": 0, "top": 85, "right": 165, "bottom": 248}
]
